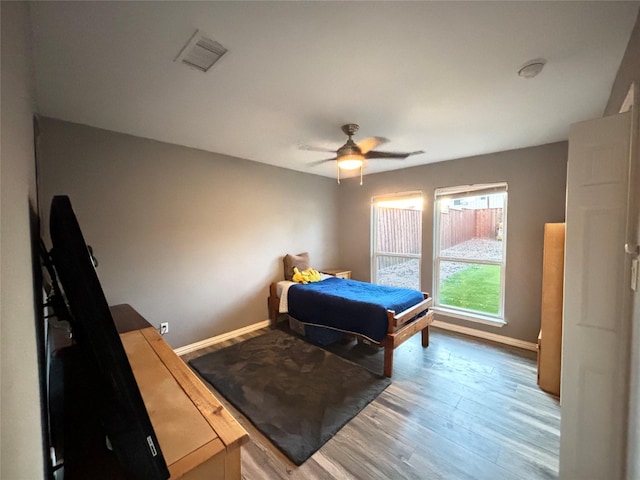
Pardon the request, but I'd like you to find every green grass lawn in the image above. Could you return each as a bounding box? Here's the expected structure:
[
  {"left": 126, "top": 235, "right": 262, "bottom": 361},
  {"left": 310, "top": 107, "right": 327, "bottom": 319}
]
[{"left": 439, "top": 264, "right": 501, "bottom": 314}]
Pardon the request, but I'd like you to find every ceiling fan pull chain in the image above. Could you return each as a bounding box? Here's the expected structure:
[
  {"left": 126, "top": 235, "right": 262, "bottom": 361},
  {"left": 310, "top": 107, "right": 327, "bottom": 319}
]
[
  {"left": 337, "top": 163, "right": 341, "bottom": 184},
  {"left": 360, "top": 166, "right": 363, "bottom": 186}
]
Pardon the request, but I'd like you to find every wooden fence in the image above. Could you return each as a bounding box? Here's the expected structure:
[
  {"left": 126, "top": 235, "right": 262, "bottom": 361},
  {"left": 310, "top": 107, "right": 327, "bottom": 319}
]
[
  {"left": 376, "top": 208, "right": 421, "bottom": 255},
  {"left": 375, "top": 207, "right": 502, "bottom": 268},
  {"left": 439, "top": 207, "right": 502, "bottom": 249}
]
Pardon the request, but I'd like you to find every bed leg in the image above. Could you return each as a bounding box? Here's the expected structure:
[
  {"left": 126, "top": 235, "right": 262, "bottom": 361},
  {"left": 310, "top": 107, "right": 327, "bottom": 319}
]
[
  {"left": 421, "top": 326, "right": 430, "bottom": 347},
  {"left": 267, "top": 297, "right": 278, "bottom": 328},
  {"left": 383, "top": 345, "right": 393, "bottom": 378}
]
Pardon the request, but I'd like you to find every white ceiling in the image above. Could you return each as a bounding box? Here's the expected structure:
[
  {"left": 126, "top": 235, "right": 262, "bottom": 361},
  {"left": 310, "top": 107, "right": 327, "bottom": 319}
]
[{"left": 30, "top": 1, "right": 639, "bottom": 179}]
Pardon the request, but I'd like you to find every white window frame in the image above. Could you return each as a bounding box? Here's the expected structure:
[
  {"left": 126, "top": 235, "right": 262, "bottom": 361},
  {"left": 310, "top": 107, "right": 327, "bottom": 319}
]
[
  {"left": 432, "top": 183, "right": 508, "bottom": 326},
  {"left": 371, "top": 191, "right": 423, "bottom": 290}
]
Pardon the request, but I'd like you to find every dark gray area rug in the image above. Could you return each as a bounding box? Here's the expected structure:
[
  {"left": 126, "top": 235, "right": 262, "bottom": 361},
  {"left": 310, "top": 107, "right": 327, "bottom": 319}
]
[{"left": 189, "top": 329, "right": 391, "bottom": 465}]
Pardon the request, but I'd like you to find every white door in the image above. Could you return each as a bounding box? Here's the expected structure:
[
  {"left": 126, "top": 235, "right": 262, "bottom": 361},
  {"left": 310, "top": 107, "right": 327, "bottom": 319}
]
[
  {"left": 560, "top": 111, "right": 633, "bottom": 479},
  {"left": 624, "top": 92, "right": 640, "bottom": 480}
]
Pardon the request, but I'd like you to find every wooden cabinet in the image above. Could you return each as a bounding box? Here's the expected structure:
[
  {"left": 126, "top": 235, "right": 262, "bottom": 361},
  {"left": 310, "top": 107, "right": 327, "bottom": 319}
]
[
  {"left": 537, "top": 223, "right": 565, "bottom": 397},
  {"left": 62, "top": 305, "right": 248, "bottom": 480},
  {"left": 121, "top": 327, "right": 247, "bottom": 479},
  {"left": 321, "top": 268, "right": 351, "bottom": 279},
  {"left": 117, "top": 306, "right": 248, "bottom": 480}
]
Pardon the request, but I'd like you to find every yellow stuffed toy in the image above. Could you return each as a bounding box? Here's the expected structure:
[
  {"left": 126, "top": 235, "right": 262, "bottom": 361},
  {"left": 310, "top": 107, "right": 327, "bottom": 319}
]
[{"left": 292, "top": 266, "right": 322, "bottom": 284}]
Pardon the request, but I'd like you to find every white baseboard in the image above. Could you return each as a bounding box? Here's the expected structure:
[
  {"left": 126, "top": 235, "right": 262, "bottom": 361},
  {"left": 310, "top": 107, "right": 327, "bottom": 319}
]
[
  {"left": 431, "top": 320, "right": 538, "bottom": 352},
  {"left": 174, "top": 319, "right": 271, "bottom": 356},
  {"left": 173, "top": 318, "right": 538, "bottom": 355}
]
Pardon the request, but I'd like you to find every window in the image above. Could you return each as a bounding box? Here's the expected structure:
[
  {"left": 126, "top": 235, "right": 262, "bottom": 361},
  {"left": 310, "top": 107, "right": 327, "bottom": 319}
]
[
  {"left": 371, "top": 192, "right": 423, "bottom": 290},
  {"left": 433, "top": 183, "right": 507, "bottom": 324}
]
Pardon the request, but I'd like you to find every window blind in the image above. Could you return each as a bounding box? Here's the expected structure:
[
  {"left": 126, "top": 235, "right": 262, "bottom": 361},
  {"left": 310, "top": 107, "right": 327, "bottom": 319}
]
[
  {"left": 371, "top": 191, "right": 423, "bottom": 207},
  {"left": 434, "top": 183, "right": 507, "bottom": 201}
]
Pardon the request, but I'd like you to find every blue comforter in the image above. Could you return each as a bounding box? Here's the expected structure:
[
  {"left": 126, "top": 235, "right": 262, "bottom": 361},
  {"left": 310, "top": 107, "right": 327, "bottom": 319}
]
[{"left": 287, "top": 277, "right": 425, "bottom": 343}]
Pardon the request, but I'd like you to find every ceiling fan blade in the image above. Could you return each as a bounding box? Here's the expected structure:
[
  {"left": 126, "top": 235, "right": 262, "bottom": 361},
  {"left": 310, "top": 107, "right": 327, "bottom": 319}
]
[
  {"left": 309, "top": 157, "right": 337, "bottom": 166},
  {"left": 298, "top": 144, "right": 336, "bottom": 153},
  {"left": 356, "top": 136, "right": 389, "bottom": 154},
  {"left": 365, "top": 150, "right": 425, "bottom": 160}
]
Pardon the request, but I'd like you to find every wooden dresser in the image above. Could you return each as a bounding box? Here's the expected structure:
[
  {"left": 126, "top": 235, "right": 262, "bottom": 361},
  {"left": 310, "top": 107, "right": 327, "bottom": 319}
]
[
  {"left": 115, "top": 305, "right": 248, "bottom": 480},
  {"left": 62, "top": 304, "right": 248, "bottom": 479}
]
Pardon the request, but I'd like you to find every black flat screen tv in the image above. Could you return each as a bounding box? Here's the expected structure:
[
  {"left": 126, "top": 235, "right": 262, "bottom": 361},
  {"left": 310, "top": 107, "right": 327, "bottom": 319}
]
[{"left": 49, "top": 195, "right": 169, "bottom": 480}]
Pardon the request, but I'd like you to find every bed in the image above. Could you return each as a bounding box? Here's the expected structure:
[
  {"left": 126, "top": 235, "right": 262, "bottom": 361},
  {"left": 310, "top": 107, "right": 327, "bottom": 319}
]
[{"left": 267, "top": 274, "right": 433, "bottom": 378}]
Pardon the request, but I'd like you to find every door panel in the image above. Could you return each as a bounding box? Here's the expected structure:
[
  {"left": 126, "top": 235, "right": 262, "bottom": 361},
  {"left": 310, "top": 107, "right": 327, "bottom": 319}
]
[
  {"left": 579, "top": 207, "right": 625, "bottom": 330},
  {"left": 560, "top": 111, "right": 631, "bottom": 479}
]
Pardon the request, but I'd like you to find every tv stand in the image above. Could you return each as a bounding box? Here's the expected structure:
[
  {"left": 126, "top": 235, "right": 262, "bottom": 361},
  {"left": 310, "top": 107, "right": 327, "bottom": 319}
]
[{"left": 62, "top": 304, "right": 248, "bottom": 479}]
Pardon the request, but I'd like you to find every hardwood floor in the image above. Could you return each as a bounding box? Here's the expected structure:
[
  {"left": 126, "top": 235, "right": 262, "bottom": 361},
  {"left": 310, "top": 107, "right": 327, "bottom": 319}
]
[{"left": 181, "top": 326, "right": 560, "bottom": 479}]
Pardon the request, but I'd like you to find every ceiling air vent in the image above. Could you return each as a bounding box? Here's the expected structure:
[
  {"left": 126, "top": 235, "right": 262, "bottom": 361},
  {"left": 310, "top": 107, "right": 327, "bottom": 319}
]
[{"left": 175, "top": 30, "right": 227, "bottom": 73}]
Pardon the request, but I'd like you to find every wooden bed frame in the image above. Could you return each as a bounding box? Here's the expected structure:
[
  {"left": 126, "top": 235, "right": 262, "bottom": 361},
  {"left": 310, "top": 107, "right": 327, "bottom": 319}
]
[{"left": 268, "top": 282, "right": 434, "bottom": 377}]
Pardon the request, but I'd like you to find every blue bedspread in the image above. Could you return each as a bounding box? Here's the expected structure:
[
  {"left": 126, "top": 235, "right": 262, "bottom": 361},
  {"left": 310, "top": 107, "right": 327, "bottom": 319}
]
[{"left": 287, "top": 277, "right": 425, "bottom": 343}]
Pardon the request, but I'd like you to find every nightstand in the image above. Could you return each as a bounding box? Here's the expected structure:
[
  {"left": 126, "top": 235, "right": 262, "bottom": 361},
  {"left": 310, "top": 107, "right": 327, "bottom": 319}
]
[{"left": 321, "top": 269, "right": 351, "bottom": 279}]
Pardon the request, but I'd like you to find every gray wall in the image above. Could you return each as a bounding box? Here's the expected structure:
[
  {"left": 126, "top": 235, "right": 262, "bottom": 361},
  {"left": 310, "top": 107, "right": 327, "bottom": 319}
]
[
  {"left": 336, "top": 142, "right": 568, "bottom": 343},
  {"left": 605, "top": 10, "right": 640, "bottom": 115},
  {"left": 38, "top": 118, "right": 339, "bottom": 348},
  {"left": 0, "top": 2, "right": 44, "bottom": 478}
]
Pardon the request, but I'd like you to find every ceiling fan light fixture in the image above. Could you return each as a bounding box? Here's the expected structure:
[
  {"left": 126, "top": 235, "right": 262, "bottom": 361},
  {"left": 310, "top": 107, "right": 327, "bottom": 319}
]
[
  {"left": 303, "top": 122, "right": 423, "bottom": 186},
  {"left": 337, "top": 154, "right": 364, "bottom": 170}
]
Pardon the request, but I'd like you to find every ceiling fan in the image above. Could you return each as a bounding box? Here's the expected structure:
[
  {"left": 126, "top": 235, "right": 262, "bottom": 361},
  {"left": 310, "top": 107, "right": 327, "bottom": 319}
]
[{"left": 300, "top": 123, "right": 424, "bottom": 185}]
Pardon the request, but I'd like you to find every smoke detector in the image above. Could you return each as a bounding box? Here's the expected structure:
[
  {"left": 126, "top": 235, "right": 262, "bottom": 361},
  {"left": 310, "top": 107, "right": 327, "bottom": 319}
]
[
  {"left": 518, "top": 58, "right": 546, "bottom": 79},
  {"left": 175, "top": 30, "right": 227, "bottom": 72}
]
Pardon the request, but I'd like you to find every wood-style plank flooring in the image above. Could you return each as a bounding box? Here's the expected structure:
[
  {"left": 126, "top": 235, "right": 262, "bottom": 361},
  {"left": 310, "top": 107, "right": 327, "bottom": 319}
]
[{"left": 181, "top": 326, "right": 560, "bottom": 479}]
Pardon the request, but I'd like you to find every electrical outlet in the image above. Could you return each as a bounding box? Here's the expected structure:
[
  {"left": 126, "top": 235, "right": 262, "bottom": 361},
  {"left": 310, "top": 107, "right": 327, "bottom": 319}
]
[{"left": 160, "top": 322, "right": 169, "bottom": 335}]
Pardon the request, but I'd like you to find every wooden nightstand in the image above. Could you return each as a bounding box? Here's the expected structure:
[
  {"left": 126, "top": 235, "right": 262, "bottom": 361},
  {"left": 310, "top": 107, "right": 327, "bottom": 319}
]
[{"left": 321, "top": 269, "right": 351, "bottom": 279}]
